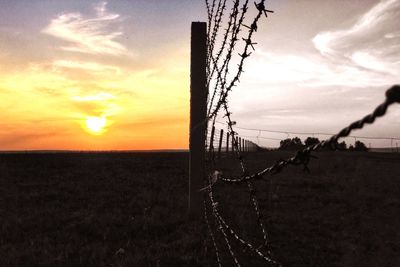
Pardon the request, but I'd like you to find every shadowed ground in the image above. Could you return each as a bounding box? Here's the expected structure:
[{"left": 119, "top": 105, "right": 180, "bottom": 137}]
[{"left": 0, "top": 151, "right": 399, "bottom": 266}]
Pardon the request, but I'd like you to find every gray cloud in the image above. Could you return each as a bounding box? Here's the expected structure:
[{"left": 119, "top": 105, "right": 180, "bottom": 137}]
[
  {"left": 42, "top": 2, "right": 128, "bottom": 56},
  {"left": 312, "top": 0, "right": 400, "bottom": 85}
]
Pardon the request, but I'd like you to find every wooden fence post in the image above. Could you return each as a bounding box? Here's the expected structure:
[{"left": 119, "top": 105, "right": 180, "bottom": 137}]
[
  {"left": 226, "top": 131, "right": 230, "bottom": 154},
  {"left": 218, "top": 129, "right": 224, "bottom": 159},
  {"left": 189, "top": 22, "right": 207, "bottom": 218},
  {"left": 209, "top": 126, "right": 216, "bottom": 160},
  {"left": 232, "top": 134, "right": 236, "bottom": 157}
]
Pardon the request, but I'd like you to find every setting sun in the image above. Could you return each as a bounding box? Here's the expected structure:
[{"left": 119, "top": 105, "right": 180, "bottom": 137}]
[{"left": 85, "top": 116, "right": 107, "bottom": 135}]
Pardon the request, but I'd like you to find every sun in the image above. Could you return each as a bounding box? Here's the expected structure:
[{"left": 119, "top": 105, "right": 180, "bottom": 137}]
[{"left": 85, "top": 116, "right": 107, "bottom": 135}]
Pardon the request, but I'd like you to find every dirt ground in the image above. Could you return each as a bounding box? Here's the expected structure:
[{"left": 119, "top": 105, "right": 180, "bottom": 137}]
[{"left": 1, "top": 151, "right": 399, "bottom": 266}]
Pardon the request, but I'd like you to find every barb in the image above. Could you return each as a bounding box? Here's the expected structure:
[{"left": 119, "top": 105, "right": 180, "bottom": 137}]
[
  {"left": 219, "top": 85, "right": 400, "bottom": 183},
  {"left": 208, "top": 0, "right": 270, "bottom": 120},
  {"left": 218, "top": 123, "right": 400, "bottom": 141},
  {"left": 207, "top": 172, "right": 242, "bottom": 266},
  {"left": 212, "top": 194, "right": 280, "bottom": 266},
  {"left": 204, "top": 1, "right": 276, "bottom": 266},
  {"left": 204, "top": 198, "right": 222, "bottom": 267}
]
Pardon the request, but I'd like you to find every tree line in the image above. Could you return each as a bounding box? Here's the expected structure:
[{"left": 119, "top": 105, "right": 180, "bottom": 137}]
[{"left": 278, "top": 137, "right": 368, "bottom": 151}]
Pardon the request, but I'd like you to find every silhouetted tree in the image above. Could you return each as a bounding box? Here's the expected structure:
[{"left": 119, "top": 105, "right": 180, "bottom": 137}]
[
  {"left": 337, "top": 141, "right": 347, "bottom": 151},
  {"left": 304, "top": 137, "right": 320, "bottom": 147},
  {"left": 279, "top": 137, "right": 304, "bottom": 150},
  {"left": 354, "top": 140, "right": 368, "bottom": 151}
]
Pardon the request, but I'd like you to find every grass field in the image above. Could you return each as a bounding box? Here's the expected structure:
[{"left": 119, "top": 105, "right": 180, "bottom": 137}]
[{"left": 1, "top": 151, "right": 399, "bottom": 266}]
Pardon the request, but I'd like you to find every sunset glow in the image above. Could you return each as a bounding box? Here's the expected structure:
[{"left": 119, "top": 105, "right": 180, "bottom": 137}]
[
  {"left": 0, "top": 1, "right": 194, "bottom": 150},
  {"left": 0, "top": 0, "right": 399, "bottom": 150},
  {"left": 85, "top": 116, "right": 107, "bottom": 135}
]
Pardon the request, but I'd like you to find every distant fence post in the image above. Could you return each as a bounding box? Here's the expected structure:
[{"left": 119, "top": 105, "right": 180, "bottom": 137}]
[
  {"left": 189, "top": 22, "right": 207, "bottom": 219},
  {"left": 209, "top": 126, "right": 216, "bottom": 160},
  {"left": 218, "top": 129, "right": 224, "bottom": 159},
  {"left": 232, "top": 134, "right": 236, "bottom": 156},
  {"left": 226, "top": 131, "right": 230, "bottom": 154}
]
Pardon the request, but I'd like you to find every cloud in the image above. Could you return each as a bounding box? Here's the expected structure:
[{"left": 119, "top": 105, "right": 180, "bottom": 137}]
[
  {"left": 53, "top": 60, "right": 121, "bottom": 74},
  {"left": 42, "top": 1, "right": 128, "bottom": 56},
  {"left": 243, "top": 0, "right": 400, "bottom": 90},
  {"left": 311, "top": 0, "right": 400, "bottom": 86},
  {"left": 72, "top": 92, "right": 120, "bottom": 118}
]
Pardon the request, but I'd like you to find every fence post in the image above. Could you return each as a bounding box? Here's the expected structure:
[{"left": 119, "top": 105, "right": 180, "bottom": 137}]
[
  {"left": 232, "top": 133, "right": 236, "bottom": 157},
  {"left": 189, "top": 22, "right": 207, "bottom": 218},
  {"left": 209, "top": 126, "right": 216, "bottom": 160},
  {"left": 218, "top": 129, "right": 224, "bottom": 159},
  {"left": 226, "top": 131, "right": 230, "bottom": 154}
]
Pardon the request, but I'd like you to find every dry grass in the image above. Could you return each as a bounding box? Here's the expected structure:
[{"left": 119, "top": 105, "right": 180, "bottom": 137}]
[{"left": 0, "top": 151, "right": 399, "bottom": 266}]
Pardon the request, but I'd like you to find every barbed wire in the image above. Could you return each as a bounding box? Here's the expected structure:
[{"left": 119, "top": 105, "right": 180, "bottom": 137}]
[
  {"left": 204, "top": 1, "right": 278, "bottom": 266},
  {"left": 208, "top": 0, "right": 273, "bottom": 120},
  {"left": 202, "top": 0, "right": 400, "bottom": 266},
  {"left": 204, "top": 198, "right": 222, "bottom": 267},
  {"left": 203, "top": 0, "right": 400, "bottom": 265},
  {"left": 218, "top": 85, "right": 400, "bottom": 183},
  {"left": 215, "top": 122, "right": 400, "bottom": 141}
]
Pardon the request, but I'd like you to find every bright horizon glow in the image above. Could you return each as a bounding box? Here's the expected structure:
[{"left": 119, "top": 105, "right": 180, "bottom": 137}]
[
  {"left": 85, "top": 116, "right": 107, "bottom": 135},
  {"left": 0, "top": 1, "right": 194, "bottom": 150}
]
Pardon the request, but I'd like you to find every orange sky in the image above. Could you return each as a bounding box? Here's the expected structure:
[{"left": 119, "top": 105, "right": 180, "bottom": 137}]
[
  {"left": 1, "top": 0, "right": 399, "bottom": 150},
  {"left": 0, "top": 1, "right": 201, "bottom": 150}
]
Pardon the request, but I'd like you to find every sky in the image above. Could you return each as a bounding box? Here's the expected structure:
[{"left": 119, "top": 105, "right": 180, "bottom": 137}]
[{"left": 0, "top": 0, "right": 399, "bottom": 150}]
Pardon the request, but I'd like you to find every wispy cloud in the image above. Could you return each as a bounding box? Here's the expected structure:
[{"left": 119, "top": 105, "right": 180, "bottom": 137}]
[
  {"left": 53, "top": 60, "right": 121, "bottom": 74},
  {"left": 72, "top": 92, "right": 120, "bottom": 117},
  {"left": 245, "top": 0, "right": 400, "bottom": 89},
  {"left": 311, "top": 0, "right": 400, "bottom": 86},
  {"left": 42, "top": 1, "right": 127, "bottom": 56}
]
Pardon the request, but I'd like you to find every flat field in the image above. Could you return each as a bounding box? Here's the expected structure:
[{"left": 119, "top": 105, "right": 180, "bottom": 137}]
[{"left": 0, "top": 151, "right": 399, "bottom": 266}]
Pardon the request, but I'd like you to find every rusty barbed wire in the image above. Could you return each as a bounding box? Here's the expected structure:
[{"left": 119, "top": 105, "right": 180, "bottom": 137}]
[{"left": 219, "top": 85, "right": 400, "bottom": 183}]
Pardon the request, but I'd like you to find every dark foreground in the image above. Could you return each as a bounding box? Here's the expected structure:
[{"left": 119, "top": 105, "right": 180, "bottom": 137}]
[{"left": 1, "top": 151, "right": 399, "bottom": 266}]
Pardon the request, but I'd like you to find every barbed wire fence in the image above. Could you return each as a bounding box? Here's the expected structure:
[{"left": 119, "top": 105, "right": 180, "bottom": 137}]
[{"left": 198, "top": 0, "right": 400, "bottom": 266}]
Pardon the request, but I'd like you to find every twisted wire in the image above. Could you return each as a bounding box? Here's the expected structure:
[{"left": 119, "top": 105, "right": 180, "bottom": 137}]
[
  {"left": 209, "top": 0, "right": 269, "bottom": 120},
  {"left": 220, "top": 85, "right": 400, "bottom": 183},
  {"left": 204, "top": 2, "right": 276, "bottom": 266},
  {"left": 212, "top": 196, "right": 279, "bottom": 266},
  {"left": 204, "top": 198, "right": 222, "bottom": 267},
  {"left": 207, "top": 0, "right": 249, "bottom": 116},
  {"left": 207, "top": 173, "right": 242, "bottom": 266}
]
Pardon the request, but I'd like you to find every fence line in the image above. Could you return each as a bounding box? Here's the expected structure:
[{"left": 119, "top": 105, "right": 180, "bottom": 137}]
[
  {"left": 201, "top": 1, "right": 281, "bottom": 266},
  {"left": 195, "top": 0, "right": 400, "bottom": 266},
  {"left": 216, "top": 121, "right": 400, "bottom": 141},
  {"left": 207, "top": 126, "right": 259, "bottom": 156}
]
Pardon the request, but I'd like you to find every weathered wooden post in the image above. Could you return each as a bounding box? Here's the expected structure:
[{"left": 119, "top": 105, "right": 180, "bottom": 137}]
[
  {"left": 209, "top": 126, "right": 216, "bottom": 161},
  {"left": 232, "top": 134, "right": 236, "bottom": 156},
  {"left": 218, "top": 129, "right": 224, "bottom": 159},
  {"left": 226, "top": 131, "right": 230, "bottom": 154},
  {"left": 189, "top": 22, "right": 207, "bottom": 218}
]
